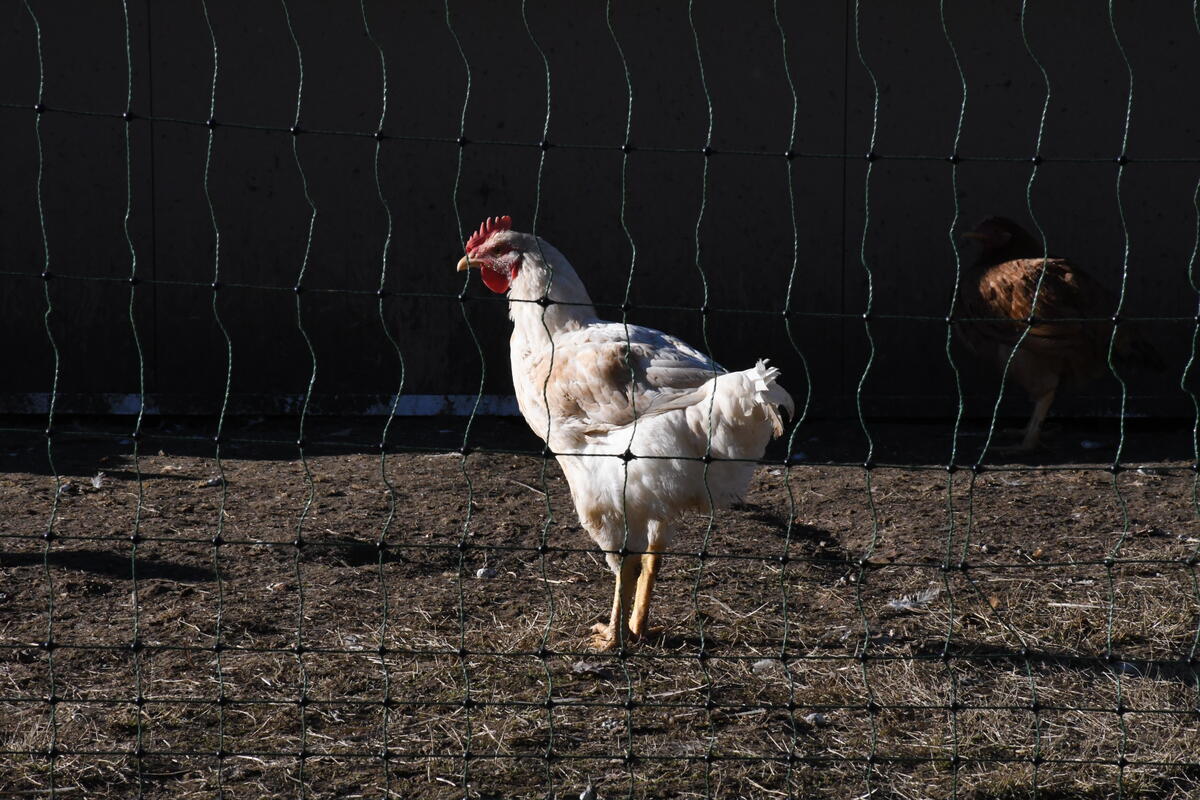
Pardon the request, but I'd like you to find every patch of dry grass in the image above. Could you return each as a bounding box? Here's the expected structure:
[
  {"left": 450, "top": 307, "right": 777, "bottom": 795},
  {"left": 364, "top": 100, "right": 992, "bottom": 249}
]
[{"left": 2, "top": 450, "right": 1199, "bottom": 798}]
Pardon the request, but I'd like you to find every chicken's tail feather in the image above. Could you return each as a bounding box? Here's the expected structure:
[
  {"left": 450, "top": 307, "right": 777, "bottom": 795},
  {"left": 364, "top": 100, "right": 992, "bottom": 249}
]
[
  {"left": 747, "top": 359, "right": 794, "bottom": 437},
  {"left": 705, "top": 359, "right": 794, "bottom": 440}
]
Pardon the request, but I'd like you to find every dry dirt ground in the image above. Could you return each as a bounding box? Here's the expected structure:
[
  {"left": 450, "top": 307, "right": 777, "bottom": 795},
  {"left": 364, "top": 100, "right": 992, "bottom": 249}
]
[{"left": 1, "top": 416, "right": 1199, "bottom": 799}]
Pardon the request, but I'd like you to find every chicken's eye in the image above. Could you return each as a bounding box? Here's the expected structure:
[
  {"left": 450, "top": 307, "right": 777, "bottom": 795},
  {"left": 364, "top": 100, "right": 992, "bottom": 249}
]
[{"left": 491, "top": 245, "right": 512, "bottom": 257}]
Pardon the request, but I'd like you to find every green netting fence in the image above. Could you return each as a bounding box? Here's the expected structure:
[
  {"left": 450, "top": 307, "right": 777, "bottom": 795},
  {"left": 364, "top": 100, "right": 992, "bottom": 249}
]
[{"left": 2, "top": 2, "right": 1200, "bottom": 798}]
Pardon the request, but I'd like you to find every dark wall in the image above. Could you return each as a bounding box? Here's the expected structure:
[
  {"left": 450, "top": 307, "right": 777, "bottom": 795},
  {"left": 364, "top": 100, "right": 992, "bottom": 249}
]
[{"left": 2, "top": 1, "right": 1198, "bottom": 418}]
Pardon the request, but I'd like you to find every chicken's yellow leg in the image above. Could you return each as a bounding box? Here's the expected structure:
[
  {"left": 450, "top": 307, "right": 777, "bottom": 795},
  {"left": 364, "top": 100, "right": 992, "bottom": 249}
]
[
  {"left": 590, "top": 555, "right": 639, "bottom": 651},
  {"left": 996, "top": 389, "right": 1056, "bottom": 453},
  {"left": 1020, "top": 389, "right": 1055, "bottom": 451},
  {"left": 628, "top": 551, "right": 661, "bottom": 640},
  {"left": 998, "top": 391, "right": 1056, "bottom": 453}
]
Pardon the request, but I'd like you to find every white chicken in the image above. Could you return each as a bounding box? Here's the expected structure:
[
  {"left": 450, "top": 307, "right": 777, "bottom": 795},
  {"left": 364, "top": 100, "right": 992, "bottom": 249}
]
[{"left": 456, "top": 216, "right": 793, "bottom": 650}]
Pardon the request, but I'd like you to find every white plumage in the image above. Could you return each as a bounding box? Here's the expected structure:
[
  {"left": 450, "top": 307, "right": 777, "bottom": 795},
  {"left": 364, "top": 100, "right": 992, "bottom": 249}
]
[{"left": 456, "top": 216, "right": 793, "bottom": 648}]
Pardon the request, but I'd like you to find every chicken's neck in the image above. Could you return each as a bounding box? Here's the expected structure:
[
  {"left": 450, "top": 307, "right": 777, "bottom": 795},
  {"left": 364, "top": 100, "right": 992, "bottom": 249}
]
[
  {"left": 509, "top": 293, "right": 598, "bottom": 347},
  {"left": 973, "top": 236, "right": 1050, "bottom": 269},
  {"left": 507, "top": 241, "right": 599, "bottom": 347}
]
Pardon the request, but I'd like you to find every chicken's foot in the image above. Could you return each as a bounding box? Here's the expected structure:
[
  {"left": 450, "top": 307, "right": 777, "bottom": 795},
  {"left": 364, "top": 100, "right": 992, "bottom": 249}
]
[{"left": 589, "top": 555, "right": 640, "bottom": 651}]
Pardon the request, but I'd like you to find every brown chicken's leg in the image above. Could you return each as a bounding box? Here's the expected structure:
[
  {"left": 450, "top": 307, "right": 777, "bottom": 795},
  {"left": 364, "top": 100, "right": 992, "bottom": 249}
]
[
  {"left": 590, "top": 555, "right": 639, "bottom": 651},
  {"left": 628, "top": 550, "right": 662, "bottom": 640},
  {"left": 995, "top": 388, "right": 1056, "bottom": 453},
  {"left": 1020, "top": 389, "right": 1056, "bottom": 450}
]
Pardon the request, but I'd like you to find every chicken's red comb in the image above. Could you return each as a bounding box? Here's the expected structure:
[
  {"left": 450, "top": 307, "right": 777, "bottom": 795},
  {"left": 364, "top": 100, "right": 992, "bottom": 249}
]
[{"left": 465, "top": 215, "right": 512, "bottom": 252}]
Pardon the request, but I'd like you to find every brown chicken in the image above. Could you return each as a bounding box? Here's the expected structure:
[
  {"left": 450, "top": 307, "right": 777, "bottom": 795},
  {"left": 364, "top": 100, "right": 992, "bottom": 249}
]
[{"left": 959, "top": 216, "right": 1163, "bottom": 451}]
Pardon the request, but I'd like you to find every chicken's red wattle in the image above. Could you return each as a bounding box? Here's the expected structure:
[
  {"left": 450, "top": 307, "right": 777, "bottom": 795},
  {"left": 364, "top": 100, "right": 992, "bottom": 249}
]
[{"left": 480, "top": 263, "right": 515, "bottom": 294}]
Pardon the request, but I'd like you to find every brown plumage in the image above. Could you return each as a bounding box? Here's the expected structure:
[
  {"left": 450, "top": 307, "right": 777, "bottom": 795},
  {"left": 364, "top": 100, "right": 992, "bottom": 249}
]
[{"left": 958, "top": 216, "right": 1163, "bottom": 451}]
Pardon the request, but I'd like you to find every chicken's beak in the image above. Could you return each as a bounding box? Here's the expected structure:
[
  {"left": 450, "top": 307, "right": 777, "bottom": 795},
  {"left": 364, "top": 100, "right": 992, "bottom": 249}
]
[{"left": 456, "top": 254, "right": 474, "bottom": 272}]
